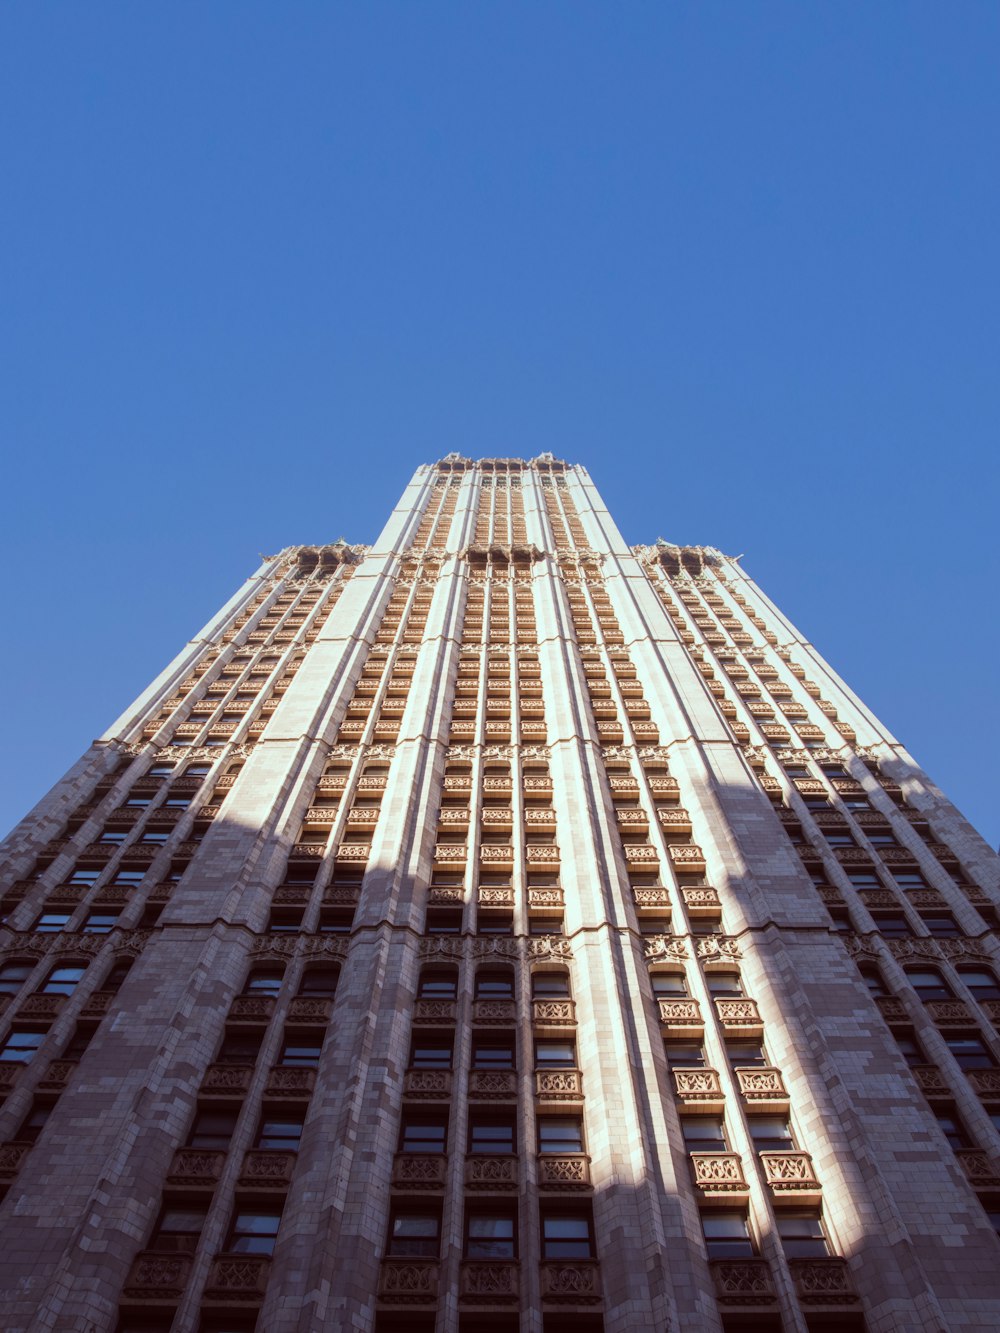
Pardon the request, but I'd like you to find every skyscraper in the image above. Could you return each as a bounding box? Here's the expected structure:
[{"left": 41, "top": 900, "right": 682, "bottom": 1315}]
[{"left": 0, "top": 454, "right": 998, "bottom": 1333}]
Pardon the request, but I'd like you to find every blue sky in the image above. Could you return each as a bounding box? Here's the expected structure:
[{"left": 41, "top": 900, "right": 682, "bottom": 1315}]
[{"left": 1, "top": 3, "right": 997, "bottom": 846}]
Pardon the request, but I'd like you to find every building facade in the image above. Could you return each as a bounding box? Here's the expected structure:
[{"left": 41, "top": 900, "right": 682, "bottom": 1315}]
[{"left": 0, "top": 454, "right": 998, "bottom": 1333}]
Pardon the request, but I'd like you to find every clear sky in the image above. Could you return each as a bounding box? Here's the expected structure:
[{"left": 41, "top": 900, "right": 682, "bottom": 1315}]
[{"left": 1, "top": 4, "right": 997, "bottom": 847}]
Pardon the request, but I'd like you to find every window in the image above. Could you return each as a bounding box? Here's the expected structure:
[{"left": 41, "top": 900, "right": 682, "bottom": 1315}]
[
  {"left": 473, "top": 1039, "right": 516, "bottom": 1071},
  {"left": 777, "top": 1212, "right": 829, "bottom": 1258},
  {"left": 465, "top": 1209, "right": 516, "bottom": 1259},
  {"left": 538, "top": 1118, "right": 583, "bottom": 1154},
  {"left": 279, "top": 1036, "right": 323, "bottom": 1067},
  {"left": 702, "top": 1210, "right": 754, "bottom": 1258},
  {"left": 227, "top": 1210, "right": 282, "bottom": 1256},
  {"left": 98, "top": 829, "right": 128, "bottom": 845},
  {"left": 217, "top": 1033, "right": 263, "bottom": 1065},
  {"left": 188, "top": 1110, "right": 238, "bottom": 1149},
  {"left": 469, "top": 1119, "right": 515, "bottom": 1155},
  {"left": 387, "top": 1210, "right": 440, "bottom": 1257},
  {"left": 112, "top": 871, "right": 146, "bottom": 887},
  {"left": 476, "top": 970, "right": 514, "bottom": 1000},
  {"left": 67, "top": 868, "right": 101, "bottom": 884},
  {"left": 706, "top": 972, "right": 743, "bottom": 998},
  {"left": 41, "top": 965, "right": 86, "bottom": 995},
  {"left": 859, "top": 965, "right": 888, "bottom": 998},
  {"left": 895, "top": 1033, "right": 927, "bottom": 1068},
  {"left": 82, "top": 911, "right": 120, "bottom": 934},
  {"left": 149, "top": 764, "right": 176, "bottom": 777},
  {"left": 893, "top": 871, "right": 929, "bottom": 891},
  {"left": 164, "top": 797, "right": 191, "bottom": 809},
  {"left": 822, "top": 831, "right": 855, "bottom": 848},
  {"left": 532, "top": 973, "right": 570, "bottom": 999},
  {"left": 945, "top": 1037, "right": 995, "bottom": 1071},
  {"left": 749, "top": 1116, "right": 794, "bottom": 1151},
  {"left": 541, "top": 1211, "right": 593, "bottom": 1259},
  {"left": 418, "top": 971, "right": 457, "bottom": 1001},
  {"left": 651, "top": 973, "right": 688, "bottom": 998},
  {"left": 33, "top": 913, "right": 71, "bottom": 933},
  {"left": 904, "top": 969, "right": 951, "bottom": 1002},
  {"left": 727, "top": 1041, "right": 767, "bottom": 1068},
  {"left": 0, "top": 963, "right": 32, "bottom": 994},
  {"left": 425, "top": 909, "right": 462, "bottom": 935},
  {"left": 298, "top": 968, "right": 339, "bottom": 998},
  {"left": 934, "top": 1111, "right": 970, "bottom": 1150},
  {"left": 867, "top": 831, "right": 898, "bottom": 847},
  {"left": 400, "top": 1118, "right": 448, "bottom": 1154},
  {"left": 1, "top": 1031, "right": 46, "bottom": 1063},
  {"left": 151, "top": 1206, "right": 207, "bottom": 1252},
  {"left": 16, "top": 1103, "right": 52, "bottom": 1144},
  {"left": 256, "top": 1114, "right": 305, "bottom": 1151},
  {"left": 920, "top": 912, "right": 961, "bottom": 937},
  {"left": 665, "top": 1042, "right": 706, "bottom": 1069},
  {"left": 683, "top": 1118, "right": 727, "bottom": 1153},
  {"left": 410, "top": 1039, "right": 453, "bottom": 1069},
  {"left": 535, "top": 1040, "right": 575, "bottom": 1068},
  {"left": 477, "top": 912, "right": 514, "bottom": 936},
  {"left": 244, "top": 968, "right": 284, "bottom": 997},
  {"left": 871, "top": 912, "right": 910, "bottom": 939},
  {"left": 183, "top": 764, "right": 211, "bottom": 779},
  {"left": 959, "top": 969, "right": 1000, "bottom": 1001},
  {"left": 140, "top": 832, "right": 170, "bottom": 845}
]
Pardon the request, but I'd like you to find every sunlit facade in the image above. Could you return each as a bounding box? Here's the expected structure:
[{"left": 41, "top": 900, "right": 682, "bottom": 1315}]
[{"left": 1, "top": 454, "right": 999, "bottom": 1333}]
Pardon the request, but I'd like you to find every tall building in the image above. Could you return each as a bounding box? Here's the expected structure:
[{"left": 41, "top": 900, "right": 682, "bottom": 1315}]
[{"left": 0, "top": 454, "right": 998, "bottom": 1333}]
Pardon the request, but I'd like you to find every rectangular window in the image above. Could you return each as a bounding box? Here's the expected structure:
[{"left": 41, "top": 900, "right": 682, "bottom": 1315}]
[
  {"left": 468, "top": 1120, "right": 515, "bottom": 1155},
  {"left": 410, "top": 1041, "right": 453, "bottom": 1069},
  {"left": 188, "top": 1110, "right": 238, "bottom": 1149},
  {"left": 702, "top": 1210, "right": 754, "bottom": 1258},
  {"left": 388, "top": 1211, "right": 440, "bottom": 1257},
  {"left": 227, "top": 1210, "right": 282, "bottom": 1256},
  {"left": 256, "top": 1116, "right": 305, "bottom": 1151},
  {"left": 465, "top": 1211, "right": 516, "bottom": 1259},
  {"left": 534, "top": 1041, "right": 575, "bottom": 1068},
  {"left": 82, "top": 912, "right": 120, "bottom": 934},
  {"left": 538, "top": 1118, "right": 584, "bottom": 1154},
  {"left": 400, "top": 1119, "right": 447, "bottom": 1154},
  {"left": 541, "top": 1212, "right": 593, "bottom": 1259},
  {"left": 34, "top": 914, "right": 71, "bottom": 933},
  {"left": 0, "top": 1031, "right": 46, "bottom": 1063},
  {"left": 472, "top": 1041, "right": 515, "bottom": 1070},
  {"left": 777, "top": 1212, "right": 829, "bottom": 1258},
  {"left": 279, "top": 1038, "right": 322, "bottom": 1067}
]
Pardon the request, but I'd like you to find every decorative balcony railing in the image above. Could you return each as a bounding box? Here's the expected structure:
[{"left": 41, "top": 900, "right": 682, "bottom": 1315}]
[
  {"left": 535, "top": 1069, "right": 583, "bottom": 1101},
  {"left": 392, "top": 1153, "right": 447, "bottom": 1189},
  {"left": 460, "top": 1259, "right": 519, "bottom": 1302},
  {"left": 539, "top": 1260, "right": 601, "bottom": 1303},
  {"left": 537, "top": 1153, "right": 591, "bottom": 1189},
  {"left": 690, "top": 1153, "right": 749, "bottom": 1194},
  {"left": 378, "top": 1259, "right": 439, "bottom": 1303},
  {"left": 464, "top": 1154, "right": 518, "bottom": 1190}
]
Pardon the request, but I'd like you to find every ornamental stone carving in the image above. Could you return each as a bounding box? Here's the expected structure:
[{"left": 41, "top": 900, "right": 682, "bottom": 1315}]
[
  {"left": 710, "top": 1258, "right": 777, "bottom": 1303},
  {"left": 527, "top": 936, "right": 572, "bottom": 962},
  {"left": 645, "top": 936, "right": 688, "bottom": 963},
  {"left": 464, "top": 1155, "right": 518, "bottom": 1189},
  {"left": 691, "top": 1153, "right": 748, "bottom": 1191},
  {"left": 539, "top": 1261, "right": 601, "bottom": 1302},
  {"left": 697, "top": 936, "right": 741, "bottom": 962}
]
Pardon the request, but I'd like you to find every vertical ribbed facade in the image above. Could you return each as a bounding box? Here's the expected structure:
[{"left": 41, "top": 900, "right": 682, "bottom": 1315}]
[{"left": 0, "top": 454, "right": 999, "bottom": 1333}]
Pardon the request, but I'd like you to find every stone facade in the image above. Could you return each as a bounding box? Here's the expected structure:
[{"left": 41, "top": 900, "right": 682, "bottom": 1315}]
[{"left": 0, "top": 453, "right": 998, "bottom": 1333}]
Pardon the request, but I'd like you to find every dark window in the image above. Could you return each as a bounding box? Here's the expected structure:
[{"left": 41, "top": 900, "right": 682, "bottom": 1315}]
[
  {"left": 476, "top": 971, "right": 514, "bottom": 999},
  {"left": 778, "top": 1212, "right": 829, "bottom": 1258},
  {"left": 727, "top": 1042, "right": 767, "bottom": 1068},
  {"left": 538, "top": 1118, "right": 584, "bottom": 1154},
  {"left": 298, "top": 969, "right": 339, "bottom": 997},
  {"left": 871, "top": 913, "right": 910, "bottom": 939},
  {"left": 935, "top": 1111, "right": 971, "bottom": 1150},
  {"left": 702, "top": 1210, "right": 754, "bottom": 1258},
  {"left": 945, "top": 1037, "right": 995, "bottom": 1071},
  {"left": 706, "top": 972, "right": 743, "bottom": 997},
  {"left": 472, "top": 1040, "right": 515, "bottom": 1070},
  {"left": 541, "top": 1211, "right": 593, "bottom": 1259},
  {"left": 532, "top": 973, "right": 571, "bottom": 998},
  {"left": 0, "top": 1031, "right": 46, "bottom": 1063},
  {"left": 465, "top": 1209, "right": 516, "bottom": 1259},
  {"left": 256, "top": 1115, "right": 305, "bottom": 1151},
  {"left": 683, "top": 1118, "right": 727, "bottom": 1153},
  {"left": 418, "top": 971, "right": 457, "bottom": 1000},
  {"left": 400, "top": 1119, "right": 448, "bottom": 1154},
  {"left": 651, "top": 973, "right": 688, "bottom": 997},
  {"left": 82, "top": 911, "right": 120, "bottom": 934},
  {"left": 895, "top": 1033, "right": 927, "bottom": 1068},
  {"left": 0, "top": 963, "right": 33, "bottom": 994},
  {"left": 188, "top": 1110, "right": 238, "bottom": 1150},
  {"left": 535, "top": 1041, "right": 575, "bottom": 1068},
  {"left": 41, "top": 966, "right": 86, "bottom": 996},
  {"left": 749, "top": 1116, "right": 794, "bottom": 1151},
  {"left": 410, "top": 1040, "right": 453, "bottom": 1069},
  {"left": 425, "top": 910, "right": 462, "bottom": 934},
  {"left": 469, "top": 1119, "right": 515, "bottom": 1155},
  {"left": 16, "top": 1103, "right": 52, "bottom": 1144},
  {"left": 227, "top": 1210, "right": 282, "bottom": 1256},
  {"left": 150, "top": 1206, "right": 207, "bottom": 1252},
  {"left": 920, "top": 913, "right": 961, "bottom": 938},
  {"left": 34, "top": 914, "right": 71, "bottom": 933},
  {"left": 388, "top": 1210, "right": 440, "bottom": 1257},
  {"left": 217, "top": 1033, "right": 262, "bottom": 1065},
  {"left": 244, "top": 968, "right": 284, "bottom": 996},
  {"left": 904, "top": 969, "right": 951, "bottom": 1001},
  {"left": 665, "top": 1042, "right": 706, "bottom": 1069},
  {"left": 959, "top": 969, "right": 1000, "bottom": 1001},
  {"left": 279, "top": 1037, "right": 323, "bottom": 1067}
]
